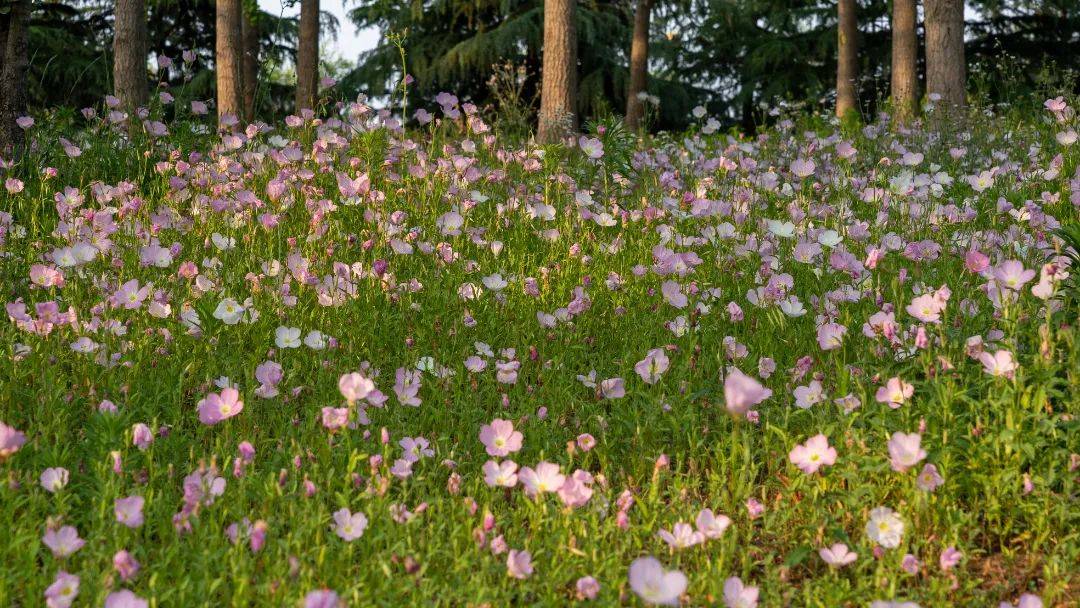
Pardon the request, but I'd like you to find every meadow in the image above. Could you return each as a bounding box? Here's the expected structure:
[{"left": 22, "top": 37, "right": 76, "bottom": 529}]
[{"left": 0, "top": 93, "right": 1078, "bottom": 607}]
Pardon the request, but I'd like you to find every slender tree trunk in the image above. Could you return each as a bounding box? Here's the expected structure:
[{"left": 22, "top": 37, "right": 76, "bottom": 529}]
[
  {"left": 216, "top": 0, "right": 244, "bottom": 120},
  {"left": 891, "top": 0, "right": 919, "bottom": 124},
  {"left": 624, "top": 0, "right": 652, "bottom": 131},
  {"left": 113, "top": 0, "right": 149, "bottom": 109},
  {"left": 925, "top": 0, "right": 965, "bottom": 110},
  {"left": 0, "top": 0, "right": 29, "bottom": 155},
  {"left": 295, "top": 0, "right": 319, "bottom": 111},
  {"left": 241, "top": 9, "right": 259, "bottom": 121},
  {"left": 835, "top": 0, "right": 858, "bottom": 118},
  {"left": 537, "top": 0, "right": 577, "bottom": 143}
]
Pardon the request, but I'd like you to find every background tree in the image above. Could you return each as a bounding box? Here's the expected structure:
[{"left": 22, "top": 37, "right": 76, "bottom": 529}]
[
  {"left": 538, "top": 0, "right": 577, "bottom": 142},
  {"left": 1, "top": 0, "right": 31, "bottom": 153},
  {"left": 925, "top": 0, "right": 965, "bottom": 108},
  {"left": 835, "top": 0, "right": 857, "bottom": 118},
  {"left": 295, "top": 0, "right": 318, "bottom": 110},
  {"left": 113, "top": 0, "right": 148, "bottom": 108},
  {"left": 241, "top": 3, "right": 259, "bottom": 120},
  {"left": 890, "top": 0, "right": 918, "bottom": 123},
  {"left": 624, "top": 0, "right": 653, "bottom": 130},
  {"left": 216, "top": 0, "right": 244, "bottom": 119}
]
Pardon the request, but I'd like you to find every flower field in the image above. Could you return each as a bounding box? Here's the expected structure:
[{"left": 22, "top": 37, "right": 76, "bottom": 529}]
[{"left": 1, "top": 95, "right": 1078, "bottom": 607}]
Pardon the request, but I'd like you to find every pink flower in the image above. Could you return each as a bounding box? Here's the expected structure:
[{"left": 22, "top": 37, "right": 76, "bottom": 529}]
[
  {"left": 875, "top": 377, "right": 913, "bottom": 409},
  {"left": 479, "top": 419, "right": 523, "bottom": 457},
  {"left": 906, "top": 293, "right": 944, "bottom": 323},
  {"left": 483, "top": 459, "right": 519, "bottom": 487},
  {"left": 338, "top": 372, "right": 374, "bottom": 404},
  {"left": 940, "top": 546, "right": 962, "bottom": 571},
  {"left": 304, "top": 590, "right": 340, "bottom": 608},
  {"left": 253, "top": 360, "right": 283, "bottom": 398},
  {"left": 723, "top": 576, "right": 759, "bottom": 608},
  {"left": 901, "top": 553, "right": 920, "bottom": 574},
  {"left": 887, "top": 432, "right": 927, "bottom": 472},
  {"left": 916, "top": 463, "right": 944, "bottom": 491},
  {"left": 0, "top": 421, "right": 27, "bottom": 458},
  {"left": 103, "top": 590, "right": 148, "bottom": 608},
  {"left": 979, "top": 350, "right": 1018, "bottom": 378},
  {"left": 993, "top": 260, "right": 1036, "bottom": 290},
  {"left": 132, "top": 423, "right": 154, "bottom": 450},
  {"left": 115, "top": 495, "right": 145, "bottom": 528},
  {"left": 695, "top": 508, "right": 731, "bottom": 539},
  {"left": 393, "top": 367, "right": 422, "bottom": 406},
  {"left": 321, "top": 407, "right": 350, "bottom": 430},
  {"left": 724, "top": 368, "right": 772, "bottom": 416},
  {"left": 965, "top": 250, "right": 990, "bottom": 274},
  {"left": 599, "top": 377, "right": 625, "bottom": 399},
  {"left": 816, "top": 322, "right": 847, "bottom": 350},
  {"left": 628, "top": 556, "right": 687, "bottom": 606},
  {"left": 635, "top": 348, "right": 670, "bottom": 384},
  {"left": 557, "top": 470, "right": 595, "bottom": 508},
  {"left": 42, "top": 525, "right": 85, "bottom": 558},
  {"left": 576, "top": 576, "right": 600, "bottom": 600},
  {"left": 576, "top": 433, "right": 596, "bottom": 451},
  {"left": 518, "top": 461, "right": 565, "bottom": 496},
  {"left": 44, "top": 571, "right": 80, "bottom": 608},
  {"left": 657, "top": 522, "right": 705, "bottom": 549},
  {"left": 819, "top": 543, "right": 857, "bottom": 568},
  {"left": 790, "top": 158, "right": 816, "bottom": 178},
  {"left": 197, "top": 387, "right": 244, "bottom": 425},
  {"left": 113, "top": 550, "right": 140, "bottom": 581},
  {"left": 507, "top": 549, "right": 534, "bottom": 579},
  {"left": 788, "top": 434, "right": 838, "bottom": 474},
  {"left": 40, "top": 467, "right": 69, "bottom": 492},
  {"left": 661, "top": 280, "right": 688, "bottom": 308},
  {"left": 331, "top": 507, "right": 368, "bottom": 541}
]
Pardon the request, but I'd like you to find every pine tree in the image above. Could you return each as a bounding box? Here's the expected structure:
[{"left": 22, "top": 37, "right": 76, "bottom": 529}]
[{"left": 538, "top": 0, "right": 578, "bottom": 142}]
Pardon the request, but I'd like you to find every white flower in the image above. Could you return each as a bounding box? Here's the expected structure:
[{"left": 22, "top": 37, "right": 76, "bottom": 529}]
[
  {"left": 816, "top": 229, "right": 842, "bottom": 248},
  {"left": 304, "top": 330, "right": 327, "bottom": 350},
  {"left": 767, "top": 219, "right": 796, "bottom": 239},
  {"left": 866, "top": 506, "right": 904, "bottom": 548},
  {"left": 692, "top": 105, "right": 707, "bottom": 119},
  {"left": 275, "top": 326, "right": 302, "bottom": 349},
  {"left": 211, "top": 233, "right": 236, "bottom": 251},
  {"left": 212, "top": 298, "right": 245, "bottom": 325}
]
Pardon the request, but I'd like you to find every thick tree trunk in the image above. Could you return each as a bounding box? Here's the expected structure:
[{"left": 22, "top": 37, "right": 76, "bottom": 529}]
[
  {"left": 295, "top": 0, "right": 319, "bottom": 111},
  {"left": 925, "top": 0, "right": 965, "bottom": 110},
  {"left": 537, "top": 0, "right": 577, "bottom": 143},
  {"left": 113, "top": 0, "right": 149, "bottom": 109},
  {"left": 216, "top": 0, "right": 244, "bottom": 120},
  {"left": 835, "top": 0, "right": 858, "bottom": 118},
  {"left": 241, "top": 10, "right": 259, "bottom": 121},
  {"left": 0, "top": 0, "right": 29, "bottom": 155},
  {"left": 890, "top": 0, "right": 919, "bottom": 124},
  {"left": 624, "top": 0, "right": 652, "bottom": 131}
]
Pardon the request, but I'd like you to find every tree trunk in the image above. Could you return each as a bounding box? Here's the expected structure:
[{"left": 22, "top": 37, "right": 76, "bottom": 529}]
[
  {"left": 890, "top": 0, "right": 919, "bottom": 124},
  {"left": 835, "top": 0, "right": 858, "bottom": 118},
  {"left": 216, "top": 0, "right": 244, "bottom": 120},
  {"left": 113, "top": 0, "right": 149, "bottom": 109},
  {"left": 624, "top": 0, "right": 652, "bottom": 131},
  {"left": 925, "top": 0, "right": 965, "bottom": 110},
  {"left": 241, "top": 9, "right": 259, "bottom": 121},
  {"left": 0, "top": 0, "right": 29, "bottom": 155},
  {"left": 295, "top": 0, "right": 319, "bottom": 111},
  {"left": 537, "top": 0, "right": 577, "bottom": 143}
]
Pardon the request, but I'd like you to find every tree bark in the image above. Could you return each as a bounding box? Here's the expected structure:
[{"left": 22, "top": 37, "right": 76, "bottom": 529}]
[
  {"left": 925, "top": 0, "right": 965, "bottom": 110},
  {"left": 113, "top": 0, "right": 149, "bottom": 109},
  {"left": 624, "top": 0, "right": 652, "bottom": 131},
  {"left": 241, "top": 9, "right": 259, "bottom": 121},
  {"left": 216, "top": 0, "right": 244, "bottom": 120},
  {"left": 890, "top": 0, "right": 919, "bottom": 124},
  {"left": 537, "top": 0, "right": 577, "bottom": 143},
  {"left": 0, "top": 0, "right": 29, "bottom": 155},
  {"left": 835, "top": 0, "right": 858, "bottom": 118},
  {"left": 295, "top": 0, "right": 319, "bottom": 111}
]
